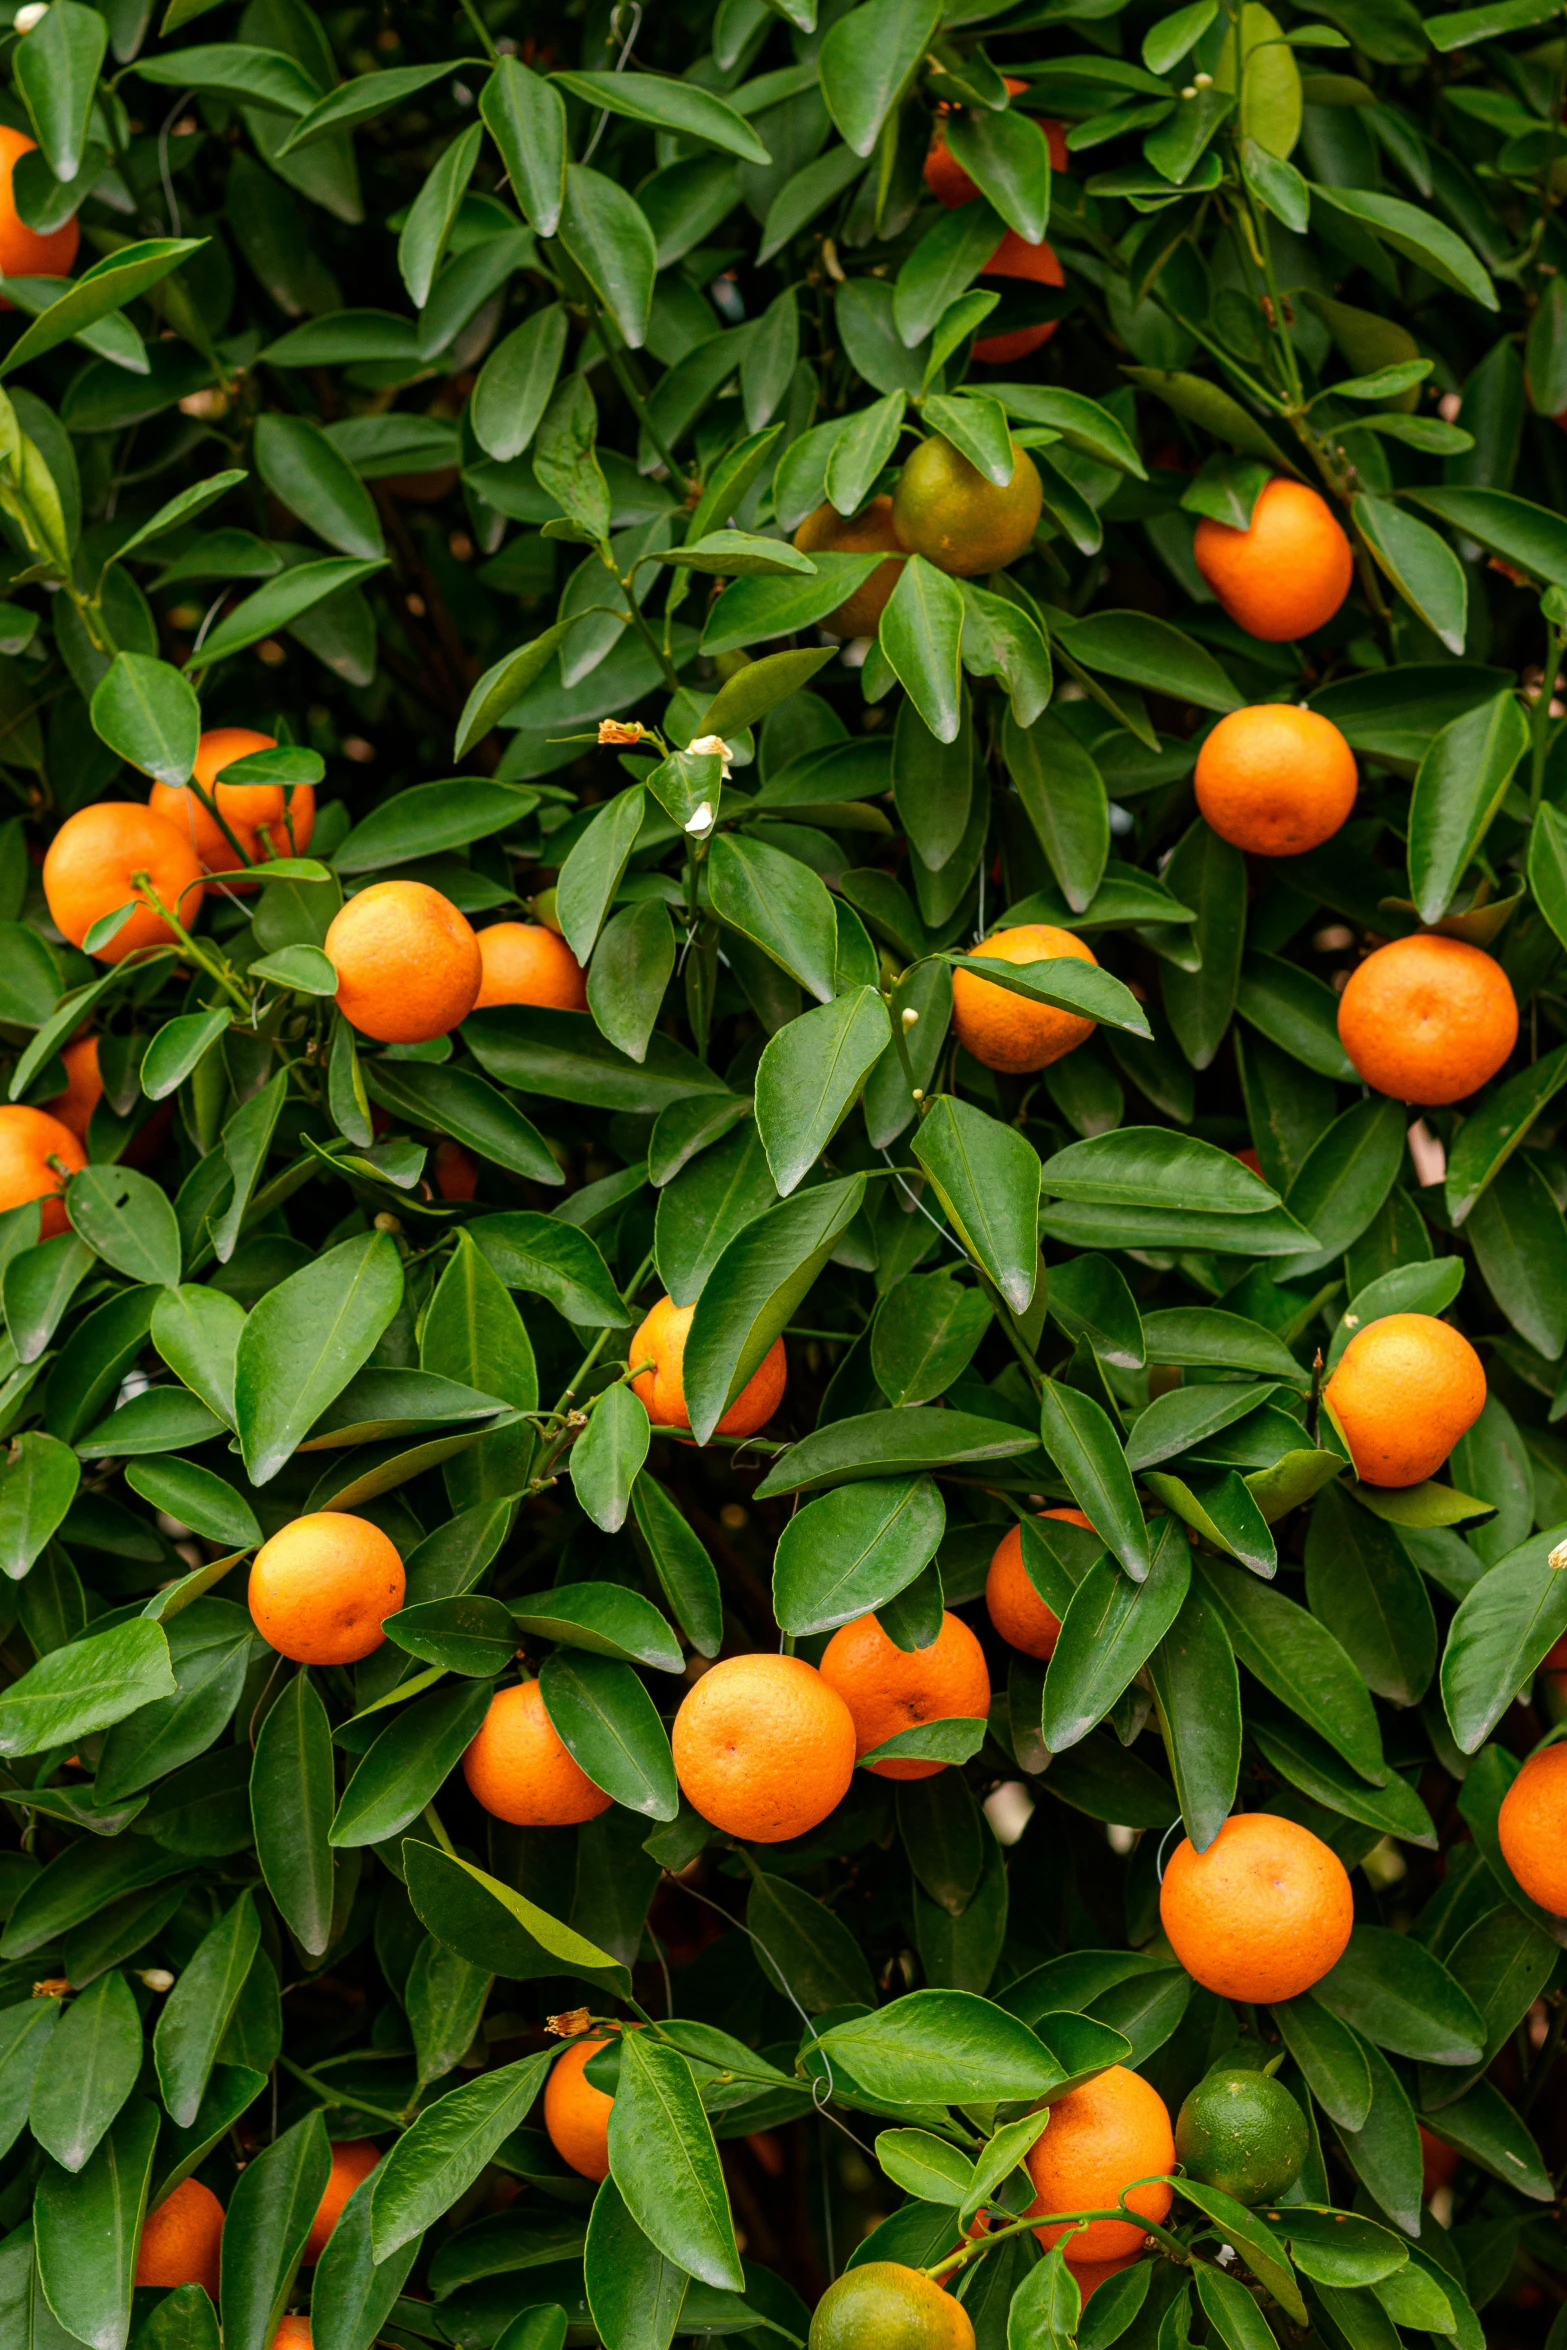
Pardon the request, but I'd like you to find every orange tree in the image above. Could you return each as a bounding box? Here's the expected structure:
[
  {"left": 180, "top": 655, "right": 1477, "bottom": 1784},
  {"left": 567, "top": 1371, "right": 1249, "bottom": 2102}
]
[{"left": 0, "top": 0, "right": 1564, "bottom": 2344}]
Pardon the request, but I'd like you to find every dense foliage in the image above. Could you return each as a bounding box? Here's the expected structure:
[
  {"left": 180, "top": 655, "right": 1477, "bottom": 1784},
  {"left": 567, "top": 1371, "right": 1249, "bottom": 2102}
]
[{"left": 1, "top": 0, "right": 1567, "bottom": 2344}]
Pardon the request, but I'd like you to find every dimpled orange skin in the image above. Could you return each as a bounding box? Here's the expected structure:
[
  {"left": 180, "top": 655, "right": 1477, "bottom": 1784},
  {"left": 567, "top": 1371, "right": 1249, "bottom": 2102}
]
[
  {"left": 325, "top": 879, "right": 482, "bottom": 1044},
  {"left": 462, "top": 1678, "right": 613, "bottom": 1827},
  {"left": 1323, "top": 1312, "right": 1486, "bottom": 1487},
  {"left": 0, "top": 126, "right": 79, "bottom": 286},
  {"left": 892, "top": 435, "right": 1044, "bottom": 577},
  {"left": 43, "top": 801, "right": 206, "bottom": 962},
  {"left": 150, "top": 728, "right": 315, "bottom": 886},
  {"left": 818, "top": 1611, "right": 992, "bottom": 1781},
  {"left": 0, "top": 1105, "right": 85, "bottom": 1239},
  {"left": 544, "top": 2036, "right": 615, "bottom": 2180},
  {"left": 1024, "top": 2066, "right": 1175, "bottom": 2263},
  {"left": 302, "top": 2141, "right": 380, "bottom": 2263},
  {"left": 475, "top": 920, "right": 588, "bottom": 1011},
  {"left": 248, "top": 1512, "right": 406, "bottom": 1665},
  {"left": 1498, "top": 1744, "right": 1567, "bottom": 1914},
  {"left": 1193, "top": 479, "right": 1354, "bottom": 642},
  {"left": 1194, "top": 705, "right": 1358, "bottom": 857},
  {"left": 42, "top": 1035, "right": 102, "bottom": 1144},
  {"left": 630, "top": 1292, "right": 787, "bottom": 1439},
  {"left": 272, "top": 2323, "right": 312, "bottom": 2350},
  {"left": 1160, "top": 1812, "right": 1354, "bottom": 2003},
  {"left": 973, "top": 232, "right": 1066, "bottom": 365},
  {"left": 952, "top": 925, "right": 1098, "bottom": 1074},
  {"left": 1337, "top": 933, "right": 1517, "bottom": 1107},
  {"left": 672, "top": 1652, "right": 857, "bottom": 1842},
  {"left": 134, "top": 2176, "right": 225, "bottom": 2295},
  {"left": 793, "top": 497, "right": 906, "bottom": 637},
  {"left": 986, "top": 1507, "right": 1093, "bottom": 1660}
]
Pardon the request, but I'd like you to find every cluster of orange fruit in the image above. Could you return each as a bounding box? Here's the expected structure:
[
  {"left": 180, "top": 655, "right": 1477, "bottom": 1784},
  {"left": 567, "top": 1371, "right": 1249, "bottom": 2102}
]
[{"left": 134, "top": 2135, "right": 380, "bottom": 2335}]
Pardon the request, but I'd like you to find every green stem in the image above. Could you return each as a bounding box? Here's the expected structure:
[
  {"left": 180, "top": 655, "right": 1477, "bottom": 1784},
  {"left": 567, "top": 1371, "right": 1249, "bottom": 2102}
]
[
  {"left": 278, "top": 2054, "right": 409, "bottom": 2129},
  {"left": 421, "top": 1802, "right": 456, "bottom": 1858},
  {"left": 925, "top": 2183, "right": 1190, "bottom": 2282},
  {"left": 134, "top": 873, "right": 253, "bottom": 1013},
  {"left": 552, "top": 1247, "right": 656, "bottom": 1415},
  {"left": 597, "top": 321, "right": 688, "bottom": 488},
  {"left": 1531, "top": 623, "right": 1565, "bottom": 816},
  {"left": 454, "top": 0, "right": 498, "bottom": 61}
]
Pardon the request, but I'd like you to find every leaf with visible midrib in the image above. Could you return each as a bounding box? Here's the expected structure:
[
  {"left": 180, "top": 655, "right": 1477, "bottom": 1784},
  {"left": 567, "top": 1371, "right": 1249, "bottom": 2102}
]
[{"left": 233, "top": 1231, "right": 403, "bottom": 1485}]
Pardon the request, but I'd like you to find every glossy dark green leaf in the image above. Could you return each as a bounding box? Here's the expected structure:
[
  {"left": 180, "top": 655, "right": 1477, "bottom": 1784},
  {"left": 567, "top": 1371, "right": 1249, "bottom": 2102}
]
[
  {"left": 871, "top": 1272, "right": 992, "bottom": 1407},
  {"left": 1304, "top": 1482, "right": 1436, "bottom": 1706},
  {"left": 331, "top": 1678, "right": 491, "bottom": 1847},
  {"left": 0, "top": 1619, "right": 175, "bottom": 1758},
  {"left": 1147, "top": 1582, "right": 1241, "bottom": 1853},
  {"left": 510, "top": 1581, "right": 682, "bottom": 1672},
  {"left": 819, "top": 0, "right": 941, "bottom": 155},
  {"left": 1440, "top": 1517, "right": 1567, "bottom": 1752},
  {"left": 755, "top": 987, "right": 891, "bottom": 1196},
  {"left": 311, "top": 2170, "right": 422, "bottom": 2350},
  {"left": 630, "top": 1477, "right": 722, "bottom": 1658},
  {"left": 221, "top": 2112, "right": 331, "bottom": 2350},
  {"left": 608, "top": 2028, "right": 744, "bottom": 2290},
  {"left": 233, "top": 1232, "right": 403, "bottom": 1485},
  {"left": 29, "top": 1969, "right": 140, "bottom": 2173},
  {"left": 683, "top": 1173, "right": 864, "bottom": 1445},
  {"left": 1161, "top": 819, "right": 1246, "bottom": 1071},
  {"left": 584, "top": 2176, "right": 687, "bottom": 2350},
  {"left": 774, "top": 1475, "right": 945, "bottom": 1635},
  {"left": 0, "top": 1432, "right": 79, "bottom": 1581},
  {"left": 912, "top": 1094, "right": 1041, "bottom": 1315},
  {"left": 879, "top": 554, "right": 966, "bottom": 745},
  {"left": 1314, "top": 1924, "right": 1485, "bottom": 2065},
  {"left": 1039, "top": 1379, "right": 1148, "bottom": 1579},
  {"left": 1044, "top": 1516, "right": 1190, "bottom": 1750},
  {"left": 538, "top": 1649, "right": 676, "bottom": 1821},
  {"left": 34, "top": 2096, "right": 158, "bottom": 2350},
  {"left": 1195, "top": 1557, "right": 1385, "bottom": 1783},
  {"left": 251, "top": 1668, "right": 336, "bottom": 1957}
]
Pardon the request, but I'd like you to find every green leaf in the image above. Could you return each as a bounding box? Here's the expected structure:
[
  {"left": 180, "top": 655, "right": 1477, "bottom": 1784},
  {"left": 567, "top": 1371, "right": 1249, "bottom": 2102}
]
[
  {"left": 1148, "top": 1581, "right": 1241, "bottom": 1852},
  {"left": 912, "top": 1094, "right": 1041, "bottom": 1315},
  {"left": 1044, "top": 1516, "right": 1191, "bottom": 1749},
  {"left": 560, "top": 165, "right": 657, "bottom": 351},
  {"left": 819, "top": 0, "right": 941, "bottom": 155},
  {"left": 185, "top": 558, "right": 386, "bottom": 671},
  {"left": 66, "top": 1164, "right": 182, "bottom": 1288},
  {"left": 1311, "top": 183, "right": 1496, "bottom": 308},
  {"left": 1058, "top": 610, "right": 1242, "bottom": 713},
  {"left": 510, "top": 1581, "right": 683, "bottom": 1673},
  {"left": 755, "top": 1406, "right": 1036, "bottom": 1496},
  {"left": 469, "top": 1210, "right": 634, "bottom": 1328},
  {"left": 895, "top": 209, "right": 1004, "bottom": 351},
  {"left": 220, "top": 2113, "right": 331, "bottom": 2350},
  {"left": 14, "top": 1, "right": 107, "bottom": 180},
  {"left": 0, "top": 1619, "right": 175, "bottom": 1757},
  {"left": 1353, "top": 494, "right": 1468, "bottom": 654},
  {"left": 472, "top": 304, "right": 569, "bottom": 468},
  {"left": 1039, "top": 1379, "right": 1150, "bottom": 1579},
  {"left": 569, "top": 1381, "right": 650, "bottom": 1534},
  {"left": 553, "top": 71, "right": 770, "bottom": 163},
  {"left": 879, "top": 554, "right": 967, "bottom": 744},
  {"left": 0, "top": 1432, "right": 79, "bottom": 1581},
  {"left": 774, "top": 1476, "right": 946, "bottom": 1635},
  {"left": 1270, "top": 1997, "right": 1373, "bottom": 2130},
  {"left": 1407, "top": 689, "right": 1528, "bottom": 922},
  {"left": 608, "top": 2029, "right": 743, "bottom": 2290},
  {"left": 1195, "top": 1556, "right": 1385, "bottom": 1783},
  {"left": 1314, "top": 1924, "right": 1485, "bottom": 2065},
  {"left": 1, "top": 240, "right": 204, "bottom": 378},
  {"left": 744, "top": 1869, "right": 877, "bottom": 2012},
  {"left": 250, "top": 1669, "right": 336, "bottom": 1957},
  {"left": 1406, "top": 486, "right": 1567, "bottom": 590},
  {"left": 479, "top": 58, "right": 566, "bottom": 236},
  {"left": 876, "top": 2127, "right": 975, "bottom": 2204},
  {"left": 814, "top": 1990, "right": 1061, "bottom": 2104},
  {"left": 872, "top": 1271, "right": 991, "bottom": 1406},
  {"left": 311, "top": 2172, "right": 422, "bottom": 2350},
  {"left": 585, "top": 2177, "right": 687, "bottom": 2350},
  {"left": 755, "top": 988, "right": 891, "bottom": 1195},
  {"left": 1003, "top": 709, "right": 1109, "bottom": 915},
  {"left": 331, "top": 1679, "right": 492, "bottom": 1847},
  {"left": 34, "top": 2097, "right": 158, "bottom": 2350},
  {"left": 555, "top": 789, "right": 649, "bottom": 965},
  {"left": 683, "top": 1175, "right": 864, "bottom": 1445},
  {"left": 538, "top": 1649, "right": 677, "bottom": 1820},
  {"left": 369, "top": 2046, "right": 555, "bottom": 2256},
  {"left": 154, "top": 1892, "right": 260, "bottom": 2128},
  {"left": 946, "top": 103, "right": 1052, "bottom": 241},
  {"left": 89, "top": 653, "right": 199, "bottom": 788},
  {"left": 233, "top": 1231, "right": 404, "bottom": 1484},
  {"left": 400, "top": 1840, "right": 628, "bottom": 1994},
  {"left": 29, "top": 1968, "right": 141, "bottom": 2173},
  {"left": 701, "top": 553, "right": 883, "bottom": 654},
  {"left": 1439, "top": 1518, "right": 1567, "bottom": 1752},
  {"left": 631, "top": 1478, "right": 722, "bottom": 1657}
]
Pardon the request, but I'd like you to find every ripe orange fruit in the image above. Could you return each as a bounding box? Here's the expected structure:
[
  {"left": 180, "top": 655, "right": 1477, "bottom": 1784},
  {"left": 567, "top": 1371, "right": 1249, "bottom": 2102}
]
[
  {"left": 818, "top": 1610, "right": 991, "bottom": 1780},
  {"left": 1498, "top": 1743, "right": 1567, "bottom": 1914},
  {"left": 302, "top": 2140, "right": 380, "bottom": 2262},
  {"left": 1324, "top": 1312, "right": 1485, "bottom": 1487},
  {"left": 793, "top": 497, "right": 906, "bottom": 637},
  {"left": 462, "top": 1678, "right": 613, "bottom": 1827},
  {"left": 1193, "top": 479, "right": 1354, "bottom": 641},
  {"left": 986, "top": 1507, "right": 1093, "bottom": 1660},
  {"left": 893, "top": 434, "right": 1043, "bottom": 576},
  {"left": 325, "top": 880, "right": 482, "bottom": 1044},
  {"left": 42, "top": 1035, "right": 102, "bottom": 1144},
  {"left": 0, "top": 1105, "right": 85, "bottom": 1240},
  {"left": 248, "top": 1512, "right": 406, "bottom": 1665},
  {"left": 1419, "top": 2124, "right": 1460, "bottom": 2199},
  {"left": 433, "top": 1138, "right": 479, "bottom": 1200},
  {"left": 43, "top": 802, "right": 206, "bottom": 962},
  {"left": 630, "top": 1293, "right": 787, "bottom": 1439},
  {"left": 810, "top": 2261, "right": 975, "bottom": 2350},
  {"left": 544, "top": 2035, "right": 615, "bottom": 2180},
  {"left": 672, "top": 1652, "right": 856, "bottom": 1842},
  {"left": 0, "top": 126, "right": 78, "bottom": 285},
  {"left": 135, "top": 2176, "right": 224, "bottom": 2295},
  {"left": 1066, "top": 2256, "right": 1139, "bottom": 2303},
  {"left": 1337, "top": 933, "right": 1516, "bottom": 1107},
  {"left": 1024, "top": 2066, "right": 1175, "bottom": 2262},
  {"left": 150, "top": 728, "right": 314, "bottom": 887},
  {"left": 974, "top": 233, "right": 1066, "bottom": 364},
  {"left": 1160, "top": 1812, "right": 1354, "bottom": 2002},
  {"left": 1194, "top": 705, "right": 1357, "bottom": 857},
  {"left": 951, "top": 924, "right": 1097, "bottom": 1073},
  {"left": 475, "top": 920, "right": 588, "bottom": 1011},
  {"left": 272, "top": 2324, "right": 312, "bottom": 2350}
]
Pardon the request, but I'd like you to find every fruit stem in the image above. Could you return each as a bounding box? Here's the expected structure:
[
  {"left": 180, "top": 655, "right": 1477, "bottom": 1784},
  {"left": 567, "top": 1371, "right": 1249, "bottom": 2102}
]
[{"left": 922, "top": 2183, "right": 1191, "bottom": 2281}]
